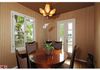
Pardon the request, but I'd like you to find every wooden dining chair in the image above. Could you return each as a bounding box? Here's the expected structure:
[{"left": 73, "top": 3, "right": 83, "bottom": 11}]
[
  {"left": 69, "top": 45, "right": 77, "bottom": 68},
  {"left": 15, "top": 49, "right": 30, "bottom": 68},
  {"left": 60, "top": 45, "right": 77, "bottom": 68},
  {"left": 53, "top": 41, "right": 62, "bottom": 50},
  {"left": 26, "top": 41, "right": 38, "bottom": 54},
  {"left": 25, "top": 41, "right": 38, "bottom": 68}
]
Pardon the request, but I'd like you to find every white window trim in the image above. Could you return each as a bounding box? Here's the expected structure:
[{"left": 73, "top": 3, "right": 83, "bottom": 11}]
[{"left": 11, "top": 11, "right": 36, "bottom": 53}]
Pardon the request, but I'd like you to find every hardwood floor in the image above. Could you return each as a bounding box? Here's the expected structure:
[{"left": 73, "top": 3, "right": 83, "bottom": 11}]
[
  {"left": 74, "top": 60, "right": 87, "bottom": 68},
  {"left": 64, "top": 59, "right": 87, "bottom": 68}
]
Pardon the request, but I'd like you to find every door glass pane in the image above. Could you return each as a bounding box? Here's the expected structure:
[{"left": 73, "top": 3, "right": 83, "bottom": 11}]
[
  {"left": 59, "top": 23, "right": 64, "bottom": 42},
  {"left": 67, "top": 23, "right": 73, "bottom": 53},
  {"left": 59, "top": 23, "right": 64, "bottom": 51},
  {"left": 68, "top": 23, "right": 72, "bottom": 30}
]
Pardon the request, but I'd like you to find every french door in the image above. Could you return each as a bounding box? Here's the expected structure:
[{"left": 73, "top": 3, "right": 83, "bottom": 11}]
[{"left": 57, "top": 19, "right": 75, "bottom": 53}]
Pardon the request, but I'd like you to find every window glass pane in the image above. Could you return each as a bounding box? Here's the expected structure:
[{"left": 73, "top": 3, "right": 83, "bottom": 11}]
[
  {"left": 15, "top": 32, "right": 24, "bottom": 48},
  {"left": 25, "top": 18, "right": 34, "bottom": 42},
  {"left": 14, "top": 15, "right": 25, "bottom": 48},
  {"left": 15, "top": 15, "right": 24, "bottom": 32}
]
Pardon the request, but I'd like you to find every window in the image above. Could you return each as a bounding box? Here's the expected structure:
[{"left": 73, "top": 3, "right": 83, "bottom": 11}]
[
  {"left": 11, "top": 11, "right": 35, "bottom": 53},
  {"left": 57, "top": 19, "right": 75, "bottom": 53}
]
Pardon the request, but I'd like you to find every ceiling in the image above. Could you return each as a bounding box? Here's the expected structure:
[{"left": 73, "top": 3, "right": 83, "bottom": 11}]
[{"left": 19, "top": 2, "right": 94, "bottom": 17}]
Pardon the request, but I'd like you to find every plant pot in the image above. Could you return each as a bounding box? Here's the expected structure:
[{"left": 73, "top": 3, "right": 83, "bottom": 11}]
[{"left": 46, "top": 49, "right": 52, "bottom": 56}]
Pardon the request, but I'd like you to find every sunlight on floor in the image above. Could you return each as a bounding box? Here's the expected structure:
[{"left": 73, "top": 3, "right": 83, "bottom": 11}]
[{"left": 65, "top": 60, "right": 70, "bottom": 65}]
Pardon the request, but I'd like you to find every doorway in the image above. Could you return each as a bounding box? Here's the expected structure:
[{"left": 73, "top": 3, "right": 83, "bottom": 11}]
[{"left": 57, "top": 19, "right": 75, "bottom": 54}]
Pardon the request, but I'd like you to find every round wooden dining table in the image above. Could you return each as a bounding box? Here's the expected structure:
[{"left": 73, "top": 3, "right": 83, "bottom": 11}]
[{"left": 29, "top": 48, "right": 68, "bottom": 68}]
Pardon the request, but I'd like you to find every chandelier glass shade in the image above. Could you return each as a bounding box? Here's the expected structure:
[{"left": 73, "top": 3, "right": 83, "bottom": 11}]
[{"left": 39, "top": 4, "right": 56, "bottom": 17}]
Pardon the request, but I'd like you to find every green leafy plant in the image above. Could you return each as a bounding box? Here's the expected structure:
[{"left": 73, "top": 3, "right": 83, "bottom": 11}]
[{"left": 44, "top": 43, "right": 54, "bottom": 52}]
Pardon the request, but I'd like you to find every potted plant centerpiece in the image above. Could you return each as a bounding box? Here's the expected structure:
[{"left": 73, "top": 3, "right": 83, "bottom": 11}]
[{"left": 44, "top": 43, "right": 54, "bottom": 55}]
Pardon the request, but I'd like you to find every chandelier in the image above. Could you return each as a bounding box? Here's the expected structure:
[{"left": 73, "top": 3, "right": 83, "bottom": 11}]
[{"left": 39, "top": 4, "right": 56, "bottom": 17}]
